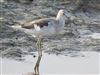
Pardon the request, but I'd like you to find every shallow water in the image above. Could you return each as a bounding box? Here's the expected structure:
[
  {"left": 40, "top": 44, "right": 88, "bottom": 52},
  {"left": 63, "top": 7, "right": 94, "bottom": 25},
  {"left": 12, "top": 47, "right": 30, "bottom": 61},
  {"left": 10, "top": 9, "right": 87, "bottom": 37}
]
[{"left": 0, "top": 51, "right": 100, "bottom": 75}]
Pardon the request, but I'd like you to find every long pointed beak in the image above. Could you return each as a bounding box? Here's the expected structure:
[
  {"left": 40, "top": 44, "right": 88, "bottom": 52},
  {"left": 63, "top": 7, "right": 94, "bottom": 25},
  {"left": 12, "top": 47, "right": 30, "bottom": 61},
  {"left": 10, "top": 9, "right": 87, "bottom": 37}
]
[
  {"left": 64, "top": 11, "right": 76, "bottom": 20},
  {"left": 64, "top": 12, "right": 71, "bottom": 18},
  {"left": 64, "top": 13, "right": 69, "bottom": 18}
]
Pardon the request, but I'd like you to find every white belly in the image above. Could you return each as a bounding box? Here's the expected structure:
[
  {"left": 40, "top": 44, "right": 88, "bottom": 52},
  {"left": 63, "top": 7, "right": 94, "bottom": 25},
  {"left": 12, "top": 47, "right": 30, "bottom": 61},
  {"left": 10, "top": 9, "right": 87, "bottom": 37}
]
[{"left": 37, "top": 26, "right": 56, "bottom": 37}]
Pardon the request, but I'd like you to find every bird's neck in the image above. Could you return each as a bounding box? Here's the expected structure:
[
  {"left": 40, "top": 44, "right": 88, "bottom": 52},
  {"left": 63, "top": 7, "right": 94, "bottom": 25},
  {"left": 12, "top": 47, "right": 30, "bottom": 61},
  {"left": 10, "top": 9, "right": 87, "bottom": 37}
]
[{"left": 56, "top": 15, "right": 65, "bottom": 27}]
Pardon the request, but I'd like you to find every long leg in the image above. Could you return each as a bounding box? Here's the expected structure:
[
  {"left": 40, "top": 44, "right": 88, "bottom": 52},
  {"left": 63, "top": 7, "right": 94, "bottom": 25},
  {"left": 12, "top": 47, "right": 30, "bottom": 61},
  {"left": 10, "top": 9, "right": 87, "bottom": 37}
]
[
  {"left": 36, "top": 38, "right": 42, "bottom": 74},
  {"left": 34, "top": 37, "right": 43, "bottom": 75}
]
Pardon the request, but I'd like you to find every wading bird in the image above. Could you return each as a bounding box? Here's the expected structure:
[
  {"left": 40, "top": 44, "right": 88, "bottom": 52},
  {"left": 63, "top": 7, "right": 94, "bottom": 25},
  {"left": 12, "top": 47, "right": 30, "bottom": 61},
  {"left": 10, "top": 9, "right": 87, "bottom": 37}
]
[{"left": 11, "top": 9, "right": 69, "bottom": 75}]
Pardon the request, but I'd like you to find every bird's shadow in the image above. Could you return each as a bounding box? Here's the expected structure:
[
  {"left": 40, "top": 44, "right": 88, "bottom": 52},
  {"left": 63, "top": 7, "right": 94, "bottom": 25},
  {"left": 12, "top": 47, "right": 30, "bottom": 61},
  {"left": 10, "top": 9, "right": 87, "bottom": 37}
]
[{"left": 22, "top": 72, "right": 39, "bottom": 75}]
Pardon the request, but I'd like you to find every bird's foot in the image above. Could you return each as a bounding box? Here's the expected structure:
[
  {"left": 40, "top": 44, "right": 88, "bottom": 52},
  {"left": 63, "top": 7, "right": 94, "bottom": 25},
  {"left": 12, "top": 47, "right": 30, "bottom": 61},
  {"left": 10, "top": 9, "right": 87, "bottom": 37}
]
[{"left": 22, "top": 72, "right": 38, "bottom": 75}]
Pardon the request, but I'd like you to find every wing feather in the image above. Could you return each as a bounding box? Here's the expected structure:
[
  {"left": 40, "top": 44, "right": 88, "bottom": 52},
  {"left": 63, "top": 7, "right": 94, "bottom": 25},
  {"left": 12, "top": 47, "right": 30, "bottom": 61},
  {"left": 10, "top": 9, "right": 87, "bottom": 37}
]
[{"left": 21, "top": 18, "right": 56, "bottom": 29}]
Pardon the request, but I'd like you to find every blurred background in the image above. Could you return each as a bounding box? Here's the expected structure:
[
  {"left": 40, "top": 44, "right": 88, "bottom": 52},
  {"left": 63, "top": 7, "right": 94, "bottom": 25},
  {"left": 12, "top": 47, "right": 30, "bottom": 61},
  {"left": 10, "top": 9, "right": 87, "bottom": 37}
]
[
  {"left": 0, "top": 0, "right": 100, "bottom": 60},
  {"left": 0, "top": 0, "right": 100, "bottom": 74}
]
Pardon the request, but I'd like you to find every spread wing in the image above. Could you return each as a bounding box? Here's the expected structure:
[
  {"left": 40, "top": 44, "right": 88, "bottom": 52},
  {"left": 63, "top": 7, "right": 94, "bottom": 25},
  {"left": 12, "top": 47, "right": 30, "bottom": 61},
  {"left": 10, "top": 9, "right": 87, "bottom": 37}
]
[{"left": 21, "top": 18, "right": 56, "bottom": 29}]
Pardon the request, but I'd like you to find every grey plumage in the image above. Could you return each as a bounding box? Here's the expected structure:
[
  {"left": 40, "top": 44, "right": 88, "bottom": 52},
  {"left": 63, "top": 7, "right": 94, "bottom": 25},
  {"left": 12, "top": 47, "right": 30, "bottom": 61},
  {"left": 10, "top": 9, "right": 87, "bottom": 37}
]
[{"left": 21, "top": 18, "right": 56, "bottom": 29}]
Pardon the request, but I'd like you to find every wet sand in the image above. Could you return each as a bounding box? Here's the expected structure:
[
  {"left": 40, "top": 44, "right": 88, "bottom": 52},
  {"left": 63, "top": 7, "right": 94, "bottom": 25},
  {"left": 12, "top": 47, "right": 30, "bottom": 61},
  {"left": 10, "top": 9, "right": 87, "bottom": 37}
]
[{"left": 1, "top": 51, "right": 100, "bottom": 75}]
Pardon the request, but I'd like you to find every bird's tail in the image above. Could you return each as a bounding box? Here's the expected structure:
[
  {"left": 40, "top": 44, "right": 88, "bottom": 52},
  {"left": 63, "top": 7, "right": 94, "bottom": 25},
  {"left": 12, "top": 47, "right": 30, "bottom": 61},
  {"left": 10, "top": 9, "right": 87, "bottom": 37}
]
[
  {"left": 10, "top": 25, "right": 26, "bottom": 31},
  {"left": 10, "top": 25, "right": 36, "bottom": 37},
  {"left": 11, "top": 25, "right": 21, "bottom": 29}
]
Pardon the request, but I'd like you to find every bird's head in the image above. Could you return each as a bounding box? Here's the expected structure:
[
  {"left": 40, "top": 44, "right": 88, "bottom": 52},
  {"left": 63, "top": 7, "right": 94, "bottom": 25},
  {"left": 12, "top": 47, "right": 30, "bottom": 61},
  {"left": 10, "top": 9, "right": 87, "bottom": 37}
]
[
  {"left": 57, "top": 9, "right": 65, "bottom": 18},
  {"left": 57, "top": 9, "right": 73, "bottom": 17},
  {"left": 58, "top": 9, "right": 65, "bottom": 16},
  {"left": 57, "top": 9, "right": 67, "bottom": 19},
  {"left": 56, "top": 9, "right": 77, "bottom": 19}
]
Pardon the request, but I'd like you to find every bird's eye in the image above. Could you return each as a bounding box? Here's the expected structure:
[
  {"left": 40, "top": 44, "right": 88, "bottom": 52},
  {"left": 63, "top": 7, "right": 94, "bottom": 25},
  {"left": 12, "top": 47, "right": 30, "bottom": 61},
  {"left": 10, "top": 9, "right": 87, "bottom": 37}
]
[{"left": 62, "top": 12, "right": 65, "bottom": 15}]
